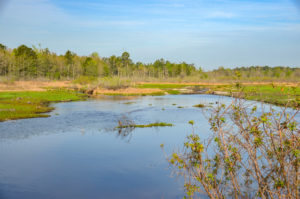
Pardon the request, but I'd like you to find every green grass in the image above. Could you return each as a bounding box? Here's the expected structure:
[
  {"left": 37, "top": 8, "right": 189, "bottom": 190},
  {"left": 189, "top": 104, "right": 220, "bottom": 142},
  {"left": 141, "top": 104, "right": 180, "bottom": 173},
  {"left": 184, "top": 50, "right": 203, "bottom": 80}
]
[
  {"left": 166, "top": 90, "right": 181, "bottom": 95},
  {"left": 0, "top": 90, "right": 86, "bottom": 121},
  {"left": 138, "top": 83, "right": 300, "bottom": 107},
  {"left": 117, "top": 122, "right": 174, "bottom": 128},
  {"left": 73, "top": 76, "right": 98, "bottom": 85},
  {"left": 209, "top": 84, "right": 300, "bottom": 108}
]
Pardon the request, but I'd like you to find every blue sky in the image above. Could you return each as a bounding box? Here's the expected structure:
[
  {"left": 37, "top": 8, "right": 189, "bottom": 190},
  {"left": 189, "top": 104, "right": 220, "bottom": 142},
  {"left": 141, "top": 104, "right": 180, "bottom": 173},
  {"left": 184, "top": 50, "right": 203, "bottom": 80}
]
[{"left": 0, "top": 0, "right": 300, "bottom": 69}]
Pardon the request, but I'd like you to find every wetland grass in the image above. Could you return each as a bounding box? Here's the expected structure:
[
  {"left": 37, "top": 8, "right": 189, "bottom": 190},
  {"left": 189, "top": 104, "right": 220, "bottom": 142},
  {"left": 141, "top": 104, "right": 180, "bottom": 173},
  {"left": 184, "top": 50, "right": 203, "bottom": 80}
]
[
  {"left": 117, "top": 122, "right": 173, "bottom": 129},
  {"left": 193, "top": 103, "right": 205, "bottom": 108},
  {"left": 0, "top": 90, "right": 86, "bottom": 121}
]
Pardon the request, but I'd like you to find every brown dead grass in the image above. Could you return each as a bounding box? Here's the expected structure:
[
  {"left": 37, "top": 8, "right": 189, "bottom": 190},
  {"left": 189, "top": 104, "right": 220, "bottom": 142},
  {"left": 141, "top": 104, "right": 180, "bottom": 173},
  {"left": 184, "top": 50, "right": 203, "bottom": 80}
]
[
  {"left": 94, "top": 87, "right": 162, "bottom": 95},
  {"left": 0, "top": 81, "right": 72, "bottom": 91},
  {"left": 0, "top": 80, "right": 298, "bottom": 93},
  {"left": 137, "top": 81, "right": 299, "bottom": 86}
]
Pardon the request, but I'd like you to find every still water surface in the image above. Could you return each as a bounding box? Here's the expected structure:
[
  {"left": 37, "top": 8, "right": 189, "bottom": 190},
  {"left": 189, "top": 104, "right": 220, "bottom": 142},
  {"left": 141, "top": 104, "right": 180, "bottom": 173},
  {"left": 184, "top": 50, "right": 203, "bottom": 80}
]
[{"left": 0, "top": 94, "right": 296, "bottom": 199}]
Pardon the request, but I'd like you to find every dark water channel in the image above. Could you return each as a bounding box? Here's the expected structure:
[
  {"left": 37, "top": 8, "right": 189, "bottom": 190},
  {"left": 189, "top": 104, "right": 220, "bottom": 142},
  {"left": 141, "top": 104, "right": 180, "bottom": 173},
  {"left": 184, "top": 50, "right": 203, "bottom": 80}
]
[{"left": 0, "top": 95, "right": 297, "bottom": 199}]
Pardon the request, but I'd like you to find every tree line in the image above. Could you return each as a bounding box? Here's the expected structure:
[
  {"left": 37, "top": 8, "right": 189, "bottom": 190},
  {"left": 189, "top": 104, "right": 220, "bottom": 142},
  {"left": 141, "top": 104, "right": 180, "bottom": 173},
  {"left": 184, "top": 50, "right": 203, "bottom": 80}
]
[{"left": 0, "top": 43, "right": 299, "bottom": 81}]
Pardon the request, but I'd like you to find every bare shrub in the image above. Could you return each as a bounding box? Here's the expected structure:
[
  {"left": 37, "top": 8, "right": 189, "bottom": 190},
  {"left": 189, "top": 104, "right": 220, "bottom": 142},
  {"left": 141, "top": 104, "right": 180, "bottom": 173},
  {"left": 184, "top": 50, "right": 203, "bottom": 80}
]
[
  {"left": 98, "top": 77, "right": 132, "bottom": 90},
  {"left": 168, "top": 98, "right": 299, "bottom": 199}
]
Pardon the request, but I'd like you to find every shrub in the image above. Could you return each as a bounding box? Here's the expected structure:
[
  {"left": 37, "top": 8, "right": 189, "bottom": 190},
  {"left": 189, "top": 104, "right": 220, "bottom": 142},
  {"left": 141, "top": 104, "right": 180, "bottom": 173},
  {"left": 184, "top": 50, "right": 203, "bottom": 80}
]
[
  {"left": 167, "top": 98, "right": 299, "bottom": 199},
  {"left": 72, "top": 76, "right": 97, "bottom": 85},
  {"left": 98, "top": 77, "right": 131, "bottom": 90},
  {"left": 0, "top": 77, "right": 16, "bottom": 85}
]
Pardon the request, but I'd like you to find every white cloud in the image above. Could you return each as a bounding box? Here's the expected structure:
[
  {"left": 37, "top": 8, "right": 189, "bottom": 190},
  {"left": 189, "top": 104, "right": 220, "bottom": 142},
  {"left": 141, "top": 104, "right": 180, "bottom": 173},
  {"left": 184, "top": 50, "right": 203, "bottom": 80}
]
[{"left": 0, "top": 0, "right": 145, "bottom": 28}]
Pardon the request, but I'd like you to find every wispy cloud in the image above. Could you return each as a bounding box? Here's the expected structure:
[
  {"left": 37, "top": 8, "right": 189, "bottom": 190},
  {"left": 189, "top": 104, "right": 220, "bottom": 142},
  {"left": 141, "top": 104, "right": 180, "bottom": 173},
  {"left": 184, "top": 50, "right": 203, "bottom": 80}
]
[{"left": 0, "top": 0, "right": 300, "bottom": 68}]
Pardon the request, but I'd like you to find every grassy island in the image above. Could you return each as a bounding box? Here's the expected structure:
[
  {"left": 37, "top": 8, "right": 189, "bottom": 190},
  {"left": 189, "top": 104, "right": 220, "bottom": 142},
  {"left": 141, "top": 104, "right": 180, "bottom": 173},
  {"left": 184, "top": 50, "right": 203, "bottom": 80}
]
[{"left": 0, "top": 90, "right": 86, "bottom": 121}]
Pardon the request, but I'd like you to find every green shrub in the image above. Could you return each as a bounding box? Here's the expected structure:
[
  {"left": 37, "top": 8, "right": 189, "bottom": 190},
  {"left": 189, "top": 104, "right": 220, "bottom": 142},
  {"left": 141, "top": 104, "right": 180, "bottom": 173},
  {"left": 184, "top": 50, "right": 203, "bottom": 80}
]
[{"left": 73, "top": 76, "right": 97, "bottom": 85}]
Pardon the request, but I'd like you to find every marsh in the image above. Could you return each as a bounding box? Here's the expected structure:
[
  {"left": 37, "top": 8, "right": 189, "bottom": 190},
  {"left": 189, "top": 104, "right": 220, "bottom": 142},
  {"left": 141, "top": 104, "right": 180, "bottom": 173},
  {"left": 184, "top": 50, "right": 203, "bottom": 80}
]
[{"left": 0, "top": 94, "right": 298, "bottom": 199}]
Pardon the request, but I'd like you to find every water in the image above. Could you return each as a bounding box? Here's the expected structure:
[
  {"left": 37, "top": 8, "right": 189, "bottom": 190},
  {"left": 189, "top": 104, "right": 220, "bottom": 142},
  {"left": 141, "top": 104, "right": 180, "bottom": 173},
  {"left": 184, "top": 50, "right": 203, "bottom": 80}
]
[{"left": 0, "top": 95, "right": 297, "bottom": 199}]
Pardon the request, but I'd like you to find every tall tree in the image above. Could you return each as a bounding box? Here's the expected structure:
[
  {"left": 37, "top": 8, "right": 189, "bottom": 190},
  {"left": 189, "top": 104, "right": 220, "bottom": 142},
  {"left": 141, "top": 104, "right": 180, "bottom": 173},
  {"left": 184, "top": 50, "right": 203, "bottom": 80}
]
[
  {"left": 13, "top": 45, "right": 37, "bottom": 78},
  {"left": 64, "top": 50, "right": 75, "bottom": 79},
  {"left": 121, "top": 52, "right": 130, "bottom": 77}
]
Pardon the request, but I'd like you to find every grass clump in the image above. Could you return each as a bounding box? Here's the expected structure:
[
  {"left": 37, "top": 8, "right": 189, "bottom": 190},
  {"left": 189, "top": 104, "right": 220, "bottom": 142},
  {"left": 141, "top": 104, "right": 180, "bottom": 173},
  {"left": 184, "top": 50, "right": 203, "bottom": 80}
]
[
  {"left": 193, "top": 103, "right": 205, "bottom": 108},
  {"left": 117, "top": 122, "right": 173, "bottom": 129},
  {"left": 166, "top": 90, "right": 181, "bottom": 95},
  {"left": 0, "top": 90, "right": 86, "bottom": 121},
  {"left": 123, "top": 102, "right": 135, "bottom": 105}
]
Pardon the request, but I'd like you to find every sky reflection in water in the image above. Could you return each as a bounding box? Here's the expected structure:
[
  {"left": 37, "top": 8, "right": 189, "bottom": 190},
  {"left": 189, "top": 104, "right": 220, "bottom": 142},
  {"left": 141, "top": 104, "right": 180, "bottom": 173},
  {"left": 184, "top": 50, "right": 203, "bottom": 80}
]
[{"left": 0, "top": 95, "right": 297, "bottom": 199}]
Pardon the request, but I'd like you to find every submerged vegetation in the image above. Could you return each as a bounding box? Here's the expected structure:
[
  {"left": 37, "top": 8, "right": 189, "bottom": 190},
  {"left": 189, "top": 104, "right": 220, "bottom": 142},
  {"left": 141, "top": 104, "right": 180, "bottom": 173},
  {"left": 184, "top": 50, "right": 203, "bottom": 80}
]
[
  {"left": 117, "top": 122, "right": 173, "bottom": 129},
  {"left": 193, "top": 103, "right": 205, "bottom": 108},
  {"left": 0, "top": 90, "right": 86, "bottom": 121}
]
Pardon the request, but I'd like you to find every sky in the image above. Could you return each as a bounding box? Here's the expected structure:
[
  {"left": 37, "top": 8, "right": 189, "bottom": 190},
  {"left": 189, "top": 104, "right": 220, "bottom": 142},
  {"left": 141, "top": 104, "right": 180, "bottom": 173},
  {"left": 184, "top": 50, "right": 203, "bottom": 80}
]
[{"left": 0, "top": 0, "right": 300, "bottom": 69}]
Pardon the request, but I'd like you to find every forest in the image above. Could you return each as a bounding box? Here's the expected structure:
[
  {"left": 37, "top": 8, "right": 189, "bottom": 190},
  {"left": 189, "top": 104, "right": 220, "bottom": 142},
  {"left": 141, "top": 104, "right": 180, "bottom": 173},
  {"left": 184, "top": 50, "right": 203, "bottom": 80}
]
[{"left": 0, "top": 43, "right": 299, "bottom": 82}]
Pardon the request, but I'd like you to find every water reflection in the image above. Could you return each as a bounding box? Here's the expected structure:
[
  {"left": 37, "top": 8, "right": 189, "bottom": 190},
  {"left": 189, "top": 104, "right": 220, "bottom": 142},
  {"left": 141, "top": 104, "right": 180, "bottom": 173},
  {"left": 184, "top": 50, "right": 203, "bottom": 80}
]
[{"left": 0, "top": 94, "right": 297, "bottom": 199}]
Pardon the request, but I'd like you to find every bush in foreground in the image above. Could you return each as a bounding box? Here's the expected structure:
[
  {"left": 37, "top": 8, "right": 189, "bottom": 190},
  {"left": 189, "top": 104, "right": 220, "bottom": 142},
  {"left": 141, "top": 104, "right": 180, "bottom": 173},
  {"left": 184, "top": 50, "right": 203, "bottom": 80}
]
[{"left": 167, "top": 99, "right": 299, "bottom": 199}]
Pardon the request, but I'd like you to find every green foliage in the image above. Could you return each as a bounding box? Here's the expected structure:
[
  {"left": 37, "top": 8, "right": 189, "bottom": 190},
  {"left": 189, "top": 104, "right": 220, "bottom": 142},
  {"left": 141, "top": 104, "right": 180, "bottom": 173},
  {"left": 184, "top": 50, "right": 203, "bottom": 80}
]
[
  {"left": 64, "top": 50, "right": 75, "bottom": 66},
  {"left": 82, "top": 57, "right": 98, "bottom": 76},
  {"left": 0, "top": 43, "right": 299, "bottom": 82},
  {"left": 209, "top": 66, "right": 300, "bottom": 82},
  {"left": 0, "top": 43, "right": 7, "bottom": 50},
  {"left": 13, "top": 45, "right": 38, "bottom": 78},
  {"left": 73, "top": 76, "right": 98, "bottom": 85},
  {"left": 14, "top": 45, "right": 37, "bottom": 59},
  {"left": 188, "top": 120, "right": 194, "bottom": 125}
]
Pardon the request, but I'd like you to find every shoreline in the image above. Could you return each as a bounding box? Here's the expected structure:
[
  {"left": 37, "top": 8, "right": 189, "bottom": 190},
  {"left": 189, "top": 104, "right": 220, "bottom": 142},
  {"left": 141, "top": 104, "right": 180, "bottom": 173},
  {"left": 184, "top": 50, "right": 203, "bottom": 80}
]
[{"left": 0, "top": 80, "right": 299, "bottom": 122}]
